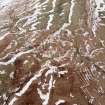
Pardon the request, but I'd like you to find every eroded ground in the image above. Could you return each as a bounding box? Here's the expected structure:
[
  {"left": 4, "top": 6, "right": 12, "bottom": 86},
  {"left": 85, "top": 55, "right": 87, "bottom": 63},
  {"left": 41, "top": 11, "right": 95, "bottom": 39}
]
[{"left": 0, "top": 0, "right": 105, "bottom": 105}]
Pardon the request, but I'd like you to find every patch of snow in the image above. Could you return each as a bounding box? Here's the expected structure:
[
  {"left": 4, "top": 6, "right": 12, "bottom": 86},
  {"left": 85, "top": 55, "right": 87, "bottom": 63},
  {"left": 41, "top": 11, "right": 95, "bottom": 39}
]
[
  {"left": 46, "top": 0, "right": 57, "bottom": 30},
  {"left": 55, "top": 99, "right": 65, "bottom": 105},
  {"left": 70, "top": 93, "right": 74, "bottom": 98},
  {"left": 92, "top": 0, "right": 105, "bottom": 35},
  {"left": 0, "top": 49, "right": 33, "bottom": 65},
  {"left": 9, "top": 97, "right": 17, "bottom": 105},
  {"left": 37, "top": 75, "right": 53, "bottom": 105},
  {"left": 0, "top": 70, "right": 5, "bottom": 74},
  {"left": 9, "top": 68, "right": 45, "bottom": 105},
  {"left": 89, "top": 96, "right": 95, "bottom": 104},
  {"left": 69, "top": 0, "right": 76, "bottom": 24},
  {"left": 0, "top": 0, "right": 13, "bottom": 7},
  {"left": 45, "top": 65, "right": 58, "bottom": 77},
  {"left": 9, "top": 72, "right": 14, "bottom": 79},
  {"left": 15, "top": 70, "right": 43, "bottom": 96},
  {"left": 46, "top": 14, "right": 54, "bottom": 30},
  {"left": 23, "top": 60, "right": 29, "bottom": 64}
]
